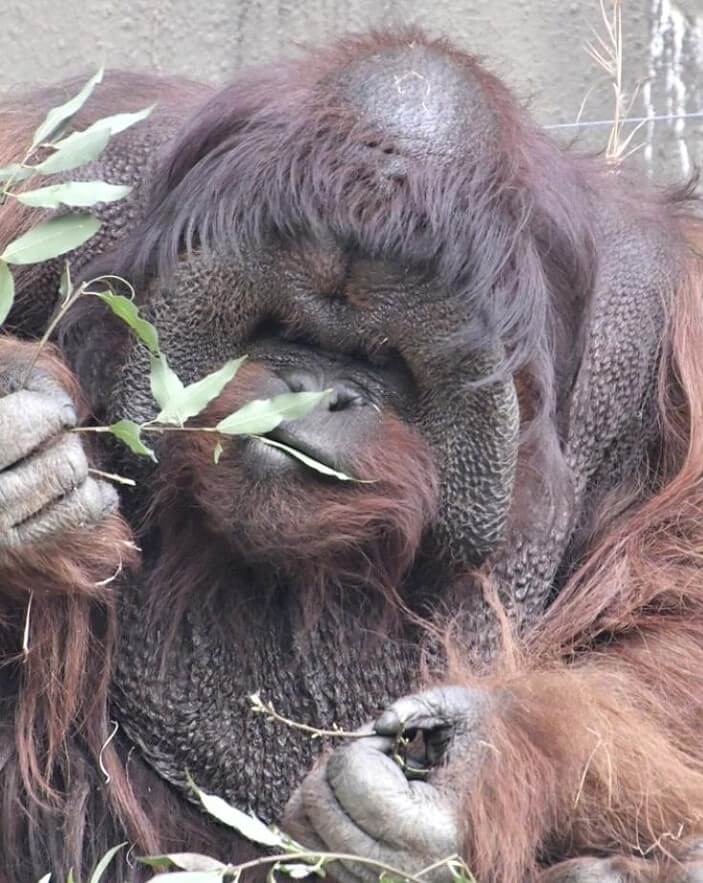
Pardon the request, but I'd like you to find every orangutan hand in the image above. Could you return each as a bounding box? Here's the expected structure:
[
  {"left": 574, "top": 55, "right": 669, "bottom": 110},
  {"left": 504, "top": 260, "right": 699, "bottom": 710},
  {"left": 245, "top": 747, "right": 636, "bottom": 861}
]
[
  {"left": 284, "top": 686, "right": 490, "bottom": 883},
  {"left": 0, "top": 343, "right": 118, "bottom": 550}
]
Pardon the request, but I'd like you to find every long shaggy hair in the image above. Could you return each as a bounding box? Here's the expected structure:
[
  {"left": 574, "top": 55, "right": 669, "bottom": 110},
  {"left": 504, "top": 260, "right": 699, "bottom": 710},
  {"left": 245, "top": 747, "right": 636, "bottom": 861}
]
[
  {"left": 1, "top": 27, "right": 703, "bottom": 883},
  {"left": 434, "top": 230, "right": 703, "bottom": 882},
  {"left": 144, "top": 361, "right": 439, "bottom": 634}
]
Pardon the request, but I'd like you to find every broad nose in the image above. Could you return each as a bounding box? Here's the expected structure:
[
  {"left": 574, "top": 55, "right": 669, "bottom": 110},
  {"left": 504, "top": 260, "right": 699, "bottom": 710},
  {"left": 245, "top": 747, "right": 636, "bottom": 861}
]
[{"left": 279, "top": 370, "right": 366, "bottom": 411}]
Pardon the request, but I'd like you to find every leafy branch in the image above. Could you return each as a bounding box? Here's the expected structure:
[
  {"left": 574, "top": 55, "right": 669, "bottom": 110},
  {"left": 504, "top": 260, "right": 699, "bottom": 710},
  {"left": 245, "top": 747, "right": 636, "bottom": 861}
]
[
  {"left": 0, "top": 70, "right": 359, "bottom": 483},
  {"left": 136, "top": 781, "right": 478, "bottom": 883},
  {"left": 0, "top": 67, "right": 153, "bottom": 326}
]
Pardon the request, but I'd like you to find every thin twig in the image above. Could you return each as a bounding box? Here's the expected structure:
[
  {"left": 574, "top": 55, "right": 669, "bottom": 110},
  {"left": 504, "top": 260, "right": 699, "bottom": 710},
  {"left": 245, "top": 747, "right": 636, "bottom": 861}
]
[
  {"left": 154, "top": 848, "right": 470, "bottom": 883},
  {"left": 19, "top": 281, "right": 86, "bottom": 388},
  {"left": 88, "top": 467, "right": 136, "bottom": 487},
  {"left": 249, "top": 693, "right": 369, "bottom": 741}
]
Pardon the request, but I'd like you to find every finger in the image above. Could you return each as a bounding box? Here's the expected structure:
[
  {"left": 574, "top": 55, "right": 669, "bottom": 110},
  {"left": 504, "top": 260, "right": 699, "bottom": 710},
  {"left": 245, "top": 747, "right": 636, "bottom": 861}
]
[
  {"left": 325, "top": 738, "right": 457, "bottom": 855},
  {"left": 0, "top": 434, "right": 89, "bottom": 531},
  {"left": 283, "top": 784, "right": 329, "bottom": 853},
  {"left": 375, "top": 686, "right": 487, "bottom": 736},
  {"left": 302, "top": 759, "right": 457, "bottom": 883},
  {"left": 299, "top": 761, "right": 382, "bottom": 883},
  {"left": 3, "top": 478, "right": 118, "bottom": 547},
  {"left": 0, "top": 388, "right": 77, "bottom": 470}
]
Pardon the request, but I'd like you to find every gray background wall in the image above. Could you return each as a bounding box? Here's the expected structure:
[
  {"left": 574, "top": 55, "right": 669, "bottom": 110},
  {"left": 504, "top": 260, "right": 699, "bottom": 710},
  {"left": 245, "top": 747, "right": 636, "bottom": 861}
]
[{"left": 1, "top": 0, "right": 702, "bottom": 181}]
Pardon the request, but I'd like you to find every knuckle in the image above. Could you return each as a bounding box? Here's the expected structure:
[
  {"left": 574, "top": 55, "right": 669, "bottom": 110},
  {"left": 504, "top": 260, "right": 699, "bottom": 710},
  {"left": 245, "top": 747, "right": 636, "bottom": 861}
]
[{"left": 56, "top": 435, "right": 90, "bottom": 488}]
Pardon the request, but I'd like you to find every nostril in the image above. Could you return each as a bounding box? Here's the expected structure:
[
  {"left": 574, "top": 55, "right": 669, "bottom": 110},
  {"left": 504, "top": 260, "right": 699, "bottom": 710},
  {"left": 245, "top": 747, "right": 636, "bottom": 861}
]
[
  {"left": 280, "top": 370, "right": 317, "bottom": 394},
  {"left": 327, "top": 383, "right": 365, "bottom": 412}
]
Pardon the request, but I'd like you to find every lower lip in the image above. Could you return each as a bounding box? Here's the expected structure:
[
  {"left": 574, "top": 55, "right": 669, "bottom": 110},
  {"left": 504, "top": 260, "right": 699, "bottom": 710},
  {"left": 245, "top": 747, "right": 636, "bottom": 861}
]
[{"left": 244, "top": 436, "right": 299, "bottom": 472}]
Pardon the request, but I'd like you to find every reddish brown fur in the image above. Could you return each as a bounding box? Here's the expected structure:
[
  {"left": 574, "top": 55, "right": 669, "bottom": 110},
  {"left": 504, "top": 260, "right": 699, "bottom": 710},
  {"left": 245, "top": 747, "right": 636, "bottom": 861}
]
[
  {"left": 0, "top": 341, "right": 157, "bottom": 856},
  {"left": 2, "top": 32, "right": 703, "bottom": 883},
  {"left": 145, "top": 361, "right": 439, "bottom": 632},
  {"left": 427, "top": 229, "right": 703, "bottom": 882}
]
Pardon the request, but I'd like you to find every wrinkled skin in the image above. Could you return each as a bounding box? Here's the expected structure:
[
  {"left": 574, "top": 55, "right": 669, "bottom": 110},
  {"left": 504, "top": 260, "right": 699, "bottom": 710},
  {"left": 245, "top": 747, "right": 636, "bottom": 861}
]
[
  {"left": 0, "top": 353, "right": 117, "bottom": 547},
  {"left": 0, "top": 29, "right": 701, "bottom": 883},
  {"left": 285, "top": 688, "right": 484, "bottom": 883}
]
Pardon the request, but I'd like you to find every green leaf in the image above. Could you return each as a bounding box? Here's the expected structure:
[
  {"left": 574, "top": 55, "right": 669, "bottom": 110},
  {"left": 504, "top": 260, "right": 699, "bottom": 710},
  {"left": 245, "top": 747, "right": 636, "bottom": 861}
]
[
  {"left": 0, "top": 261, "right": 15, "bottom": 326},
  {"left": 32, "top": 127, "right": 112, "bottom": 176},
  {"left": 32, "top": 67, "right": 104, "bottom": 146},
  {"left": 95, "top": 292, "right": 160, "bottom": 354},
  {"left": 79, "top": 104, "right": 155, "bottom": 138},
  {"left": 0, "top": 163, "right": 33, "bottom": 184},
  {"left": 146, "top": 873, "right": 222, "bottom": 882},
  {"left": 216, "top": 391, "right": 328, "bottom": 436},
  {"left": 140, "top": 855, "right": 225, "bottom": 873},
  {"left": 192, "top": 782, "right": 284, "bottom": 848},
  {"left": 66, "top": 871, "right": 75, "bottom": 883},
  {"left": 448, "top": 860, "right": 478, "bottom": 883},
  {"left": 156, "top": 357, "right": 246, "bottom": 425},
  {"left": 58, "top": 261, "right": 72, "bottom": 304},
  {"left": 278, "top": 863, "right": 326, "bottom": 879},
  {"left": 0, "top": 214, "right": 101, "bottom": 264},
  {"left": 16, "top": 181, "right": 132, "bottom": 208},
  {"left": 89, "top": 843, "right": 127, "bottom": 883},
  {"left": 150, "top": 354, "right": 184, "bottom": 413},
  {"left": 254, "top": 435, "right": 360, "bottom": 482},
  {"left": 108, "top": 419, "right": 157, "bottom": 461}
]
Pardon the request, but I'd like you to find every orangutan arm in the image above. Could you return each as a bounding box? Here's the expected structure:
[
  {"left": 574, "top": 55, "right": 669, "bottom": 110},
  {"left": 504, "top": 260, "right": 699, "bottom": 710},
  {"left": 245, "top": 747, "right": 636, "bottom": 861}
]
[{"left": 285, "top": 624, "right": 703, "bottom": 883}]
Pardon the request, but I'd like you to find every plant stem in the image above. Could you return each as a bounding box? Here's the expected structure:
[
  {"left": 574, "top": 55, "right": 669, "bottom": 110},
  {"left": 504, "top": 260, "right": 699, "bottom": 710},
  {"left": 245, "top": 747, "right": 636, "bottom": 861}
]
[
  {"left": 162, "top": 848, "right": 460, "bottom": 883},
  {"left": 251, "top": 695, "right": 370, "bottom": 741},
  {"left": 88, "top": 467, "right": 136, "bottom": 487},
  {"left": 19, "top": 280, "right": 85, "bottom": 387}
]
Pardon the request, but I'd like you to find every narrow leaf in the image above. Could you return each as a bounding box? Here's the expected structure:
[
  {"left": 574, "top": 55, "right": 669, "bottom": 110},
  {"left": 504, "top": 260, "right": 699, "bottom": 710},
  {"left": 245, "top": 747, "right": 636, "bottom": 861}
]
[
  {"left": 141, "top": 855, "right": 226, "bottom": 873},
  {"left": 32, "top": 67, "right": 104, "bottom": 146},
  {"left": 109, "top": 419, "right": 157, "bottom": 461},
  {"left": 216, "top": 391, "right": 328, "bottom": 436},
  {"left": 0, "top": 163, "right": 33, "bottom": 184},
  {"left": 156, "top": 357, "right": 246, "bottom": 425},
  {"left": 89, "top": 843, "right": 127, "bottom": 883},
  {"left": 0, "top": 261, "right": 15, "bottom": 326},
  {"left": 33, "top": 127, "right": 112, "bottom": 176},
  {"left": 36, "top": 875, "right": 51, "bottom": 883},
  {"left": 146, "top": 873, "right": 222, "bottom": 883},
  {"left": 79, "top": 104, "right": 155, "bottom": 138},
  {"left": 213, "top": 441, "right": 224, "bottom": 464},
  {"left": 17, "top": 181, "right": 132, "bottom": 208},
  {"left": 254, "top": 436, "right": 360, "bottom": 482},
  {"left": 0, "top": 214, "right": 100, "bottom": 265},
  {"left": 95, "top": 293, "right": 160, "bottom": 354},
  {"left": 150, "top": 354, "right": 184, "bottom": 413},
  {"left": 59, "top": 261, "right": 72, "bottom": 304},
  {"left": 278, "top": 863, "right": 325, "bottom": 879},
  {"left": 66, "top": 872, "right": 76, "bottom": 883},
  {"left": 193, "top": 783, "right": 284, "bottom": 847}
]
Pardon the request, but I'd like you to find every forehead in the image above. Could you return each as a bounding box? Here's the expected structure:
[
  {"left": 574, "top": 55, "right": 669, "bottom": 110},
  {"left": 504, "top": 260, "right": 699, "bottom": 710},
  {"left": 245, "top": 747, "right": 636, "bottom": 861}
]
[
  {"left": 227, "top": 234, "right": 443, "bottom": 306},
  {"left": 328, "top": 44, "right": 498, "bottom": 163}
]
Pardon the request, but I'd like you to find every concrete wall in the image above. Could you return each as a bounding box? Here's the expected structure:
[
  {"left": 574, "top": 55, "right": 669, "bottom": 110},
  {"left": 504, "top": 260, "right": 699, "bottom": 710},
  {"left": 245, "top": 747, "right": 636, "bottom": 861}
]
[{"left": 1, "top": 0, "right": 702, "bottom": 181}]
